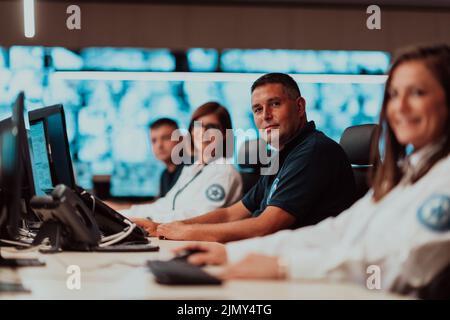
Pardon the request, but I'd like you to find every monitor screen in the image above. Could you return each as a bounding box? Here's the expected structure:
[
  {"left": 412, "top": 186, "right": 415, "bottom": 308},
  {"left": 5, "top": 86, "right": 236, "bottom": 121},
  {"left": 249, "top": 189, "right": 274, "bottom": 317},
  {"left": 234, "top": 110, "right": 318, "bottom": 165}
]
[
  {"left": 46, "top": 112, "right": 75, "bottom": 189},
  {"left": 29, "top": 120, "right": 53, "bottom": 195},
  {"left": 28, "top": 105, "right": 76, "bottom": 191}
]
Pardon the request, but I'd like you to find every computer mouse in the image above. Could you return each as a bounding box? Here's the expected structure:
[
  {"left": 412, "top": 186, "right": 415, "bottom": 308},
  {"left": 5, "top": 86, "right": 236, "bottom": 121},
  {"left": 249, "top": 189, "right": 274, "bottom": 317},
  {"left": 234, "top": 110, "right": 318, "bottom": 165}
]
[{"left": 172, "top": 249, "right": 205, "bottom": 262}]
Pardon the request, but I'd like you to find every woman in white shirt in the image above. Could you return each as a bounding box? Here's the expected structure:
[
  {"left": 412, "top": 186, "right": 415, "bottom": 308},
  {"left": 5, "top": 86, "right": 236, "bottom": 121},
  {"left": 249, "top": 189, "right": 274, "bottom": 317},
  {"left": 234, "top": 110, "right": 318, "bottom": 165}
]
[
  {"left": 176, "top": 44, "right": 450, "bottom": 297},
  {"left": 125, "top": 101, "right": 242, "bottom": 228}
]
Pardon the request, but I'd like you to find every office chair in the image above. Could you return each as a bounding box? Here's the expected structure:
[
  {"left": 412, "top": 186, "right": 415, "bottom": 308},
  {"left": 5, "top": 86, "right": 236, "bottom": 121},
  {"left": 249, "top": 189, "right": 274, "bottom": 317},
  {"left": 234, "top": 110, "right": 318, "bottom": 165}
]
[
  {"left": 237, "top": 139, "right": 268, "bottom": 194},
  {"left": 339, "top": 124, "right": 379, "bottom": 201}
]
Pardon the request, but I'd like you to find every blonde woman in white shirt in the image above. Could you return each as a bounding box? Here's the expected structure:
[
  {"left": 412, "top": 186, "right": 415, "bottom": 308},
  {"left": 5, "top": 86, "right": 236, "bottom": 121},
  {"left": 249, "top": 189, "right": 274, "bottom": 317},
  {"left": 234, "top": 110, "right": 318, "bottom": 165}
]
[{"left": 176, "top": 44, "right": 450, "bottom": 297}]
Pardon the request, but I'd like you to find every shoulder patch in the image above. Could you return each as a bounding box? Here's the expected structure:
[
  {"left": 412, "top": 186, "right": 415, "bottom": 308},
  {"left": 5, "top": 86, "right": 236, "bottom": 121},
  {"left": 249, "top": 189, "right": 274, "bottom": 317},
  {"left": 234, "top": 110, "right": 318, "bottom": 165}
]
[
  {"left": 417, "top": 194, "right": 450, "bottom": 232},
  {"left": 205, "top": 184, "right": 226, "bottom": 202},
  {"left": 266, "top": 177, "right": 280, "bottom": 205}
]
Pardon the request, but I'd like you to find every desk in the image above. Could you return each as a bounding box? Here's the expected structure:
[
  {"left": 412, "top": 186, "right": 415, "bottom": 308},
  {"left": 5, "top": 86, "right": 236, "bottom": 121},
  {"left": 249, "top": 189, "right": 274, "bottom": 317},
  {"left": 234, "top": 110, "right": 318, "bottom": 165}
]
[{"left": 1, "top": 239, "right": 407, "bottom": 300}]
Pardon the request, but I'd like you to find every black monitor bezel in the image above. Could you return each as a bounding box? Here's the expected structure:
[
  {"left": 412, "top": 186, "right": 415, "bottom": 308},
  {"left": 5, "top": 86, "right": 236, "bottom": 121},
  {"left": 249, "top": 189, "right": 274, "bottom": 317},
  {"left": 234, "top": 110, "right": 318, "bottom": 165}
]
[
  {"left": 15, "top": 93, "right": 37, "bottom": 200},
  {"left": 0, "top": 117, "right": 21, "bottom": 238},
  {"left": 28, "top": 104, "right": 76, "bottom": 190},
  {"left": 0, "top": 93, "right": 28, "bottom": 238}
]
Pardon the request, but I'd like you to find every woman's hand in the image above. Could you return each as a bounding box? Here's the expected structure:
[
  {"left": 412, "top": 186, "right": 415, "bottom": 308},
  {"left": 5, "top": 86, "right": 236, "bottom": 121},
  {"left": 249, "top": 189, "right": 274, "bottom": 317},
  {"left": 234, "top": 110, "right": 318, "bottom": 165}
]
[
  {"left": 220, "top": 254, "right": 286, "bottom": 280},
  {"left": 173, "top": 242, "right": 228, "bottom": 265}
]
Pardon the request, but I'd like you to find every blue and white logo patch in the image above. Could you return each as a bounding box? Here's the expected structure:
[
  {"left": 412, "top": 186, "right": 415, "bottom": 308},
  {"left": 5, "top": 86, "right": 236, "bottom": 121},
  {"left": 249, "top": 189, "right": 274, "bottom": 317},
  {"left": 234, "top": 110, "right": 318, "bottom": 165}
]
[
  {"left": 417, "top": 194, "right": 450, "bottom": 232},
  {"left": 206, "top": 184, "right": 225, "bottom": 202},
  {"left": 266, "top": 177, "right": 279, "bottom": 205}
]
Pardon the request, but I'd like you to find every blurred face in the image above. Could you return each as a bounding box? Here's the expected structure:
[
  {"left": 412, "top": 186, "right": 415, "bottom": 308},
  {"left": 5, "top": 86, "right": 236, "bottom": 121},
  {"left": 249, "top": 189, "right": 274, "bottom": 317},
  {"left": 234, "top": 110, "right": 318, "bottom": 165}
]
[
  {"left": 191, "top": 113, "right": 223, "bottom": 160},
  {"left": 387, "top": 61, "right": 448, "bottom": 150},
  {"left": 251, "top": 83, "right": 306, "bottom": 148},
  {"left": 150, "top": 125, "right": 178, "bottom": 163}
]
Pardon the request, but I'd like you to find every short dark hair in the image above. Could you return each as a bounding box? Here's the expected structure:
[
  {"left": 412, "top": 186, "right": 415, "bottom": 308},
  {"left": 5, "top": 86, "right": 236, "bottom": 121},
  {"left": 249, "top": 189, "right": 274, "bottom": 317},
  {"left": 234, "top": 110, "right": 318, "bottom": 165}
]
[
  {"left": 251, "top": 73, "right": 301, "bottom": 99},
  {"left": 149, "top": 118, "right": 178, "bottom": 131}
]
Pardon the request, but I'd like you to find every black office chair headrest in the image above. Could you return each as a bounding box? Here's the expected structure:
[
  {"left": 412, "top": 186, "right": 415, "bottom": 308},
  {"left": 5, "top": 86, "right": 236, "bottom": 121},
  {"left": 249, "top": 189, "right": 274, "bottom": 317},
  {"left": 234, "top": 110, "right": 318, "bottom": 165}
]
[{"left": 339, "top": 124, "right": 379, "bottom": 166}]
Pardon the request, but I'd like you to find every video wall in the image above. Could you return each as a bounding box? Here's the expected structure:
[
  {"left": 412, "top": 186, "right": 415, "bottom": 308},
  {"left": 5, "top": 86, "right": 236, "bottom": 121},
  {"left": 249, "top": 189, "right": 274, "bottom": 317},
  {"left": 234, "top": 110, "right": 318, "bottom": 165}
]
[{"left": 0, "top": 46, "right": 389, "bottom": 196}]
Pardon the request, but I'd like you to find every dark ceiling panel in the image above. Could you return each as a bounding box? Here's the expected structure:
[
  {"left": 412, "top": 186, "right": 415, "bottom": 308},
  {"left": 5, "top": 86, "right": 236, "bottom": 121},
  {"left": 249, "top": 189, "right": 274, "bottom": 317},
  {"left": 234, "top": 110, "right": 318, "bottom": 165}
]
[{"left": 42, "top": 0, "right": 450, "bottom": 9}]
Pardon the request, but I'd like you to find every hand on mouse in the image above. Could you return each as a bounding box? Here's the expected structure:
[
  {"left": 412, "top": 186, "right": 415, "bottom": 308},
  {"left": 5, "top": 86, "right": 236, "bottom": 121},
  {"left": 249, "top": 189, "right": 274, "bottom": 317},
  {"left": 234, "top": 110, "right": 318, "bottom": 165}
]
[{"left": 172, "top": 242, "right": 227, "bottom": 266}]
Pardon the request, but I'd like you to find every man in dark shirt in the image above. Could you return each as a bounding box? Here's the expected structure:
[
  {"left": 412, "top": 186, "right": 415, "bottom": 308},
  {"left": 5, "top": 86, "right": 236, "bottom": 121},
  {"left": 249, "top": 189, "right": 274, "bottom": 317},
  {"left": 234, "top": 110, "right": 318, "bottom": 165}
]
[
  {"left": 149, "top": 73, "right": 355, "bottom": 242},
  {"left": 149, "top": 118, "right": 183, "bottom": 197},
  {"left": 158, "top": 164, "right": 183, "bottom": 198},
  {"left": 241, "top": 120, "right": 355, "bottom": 229}
]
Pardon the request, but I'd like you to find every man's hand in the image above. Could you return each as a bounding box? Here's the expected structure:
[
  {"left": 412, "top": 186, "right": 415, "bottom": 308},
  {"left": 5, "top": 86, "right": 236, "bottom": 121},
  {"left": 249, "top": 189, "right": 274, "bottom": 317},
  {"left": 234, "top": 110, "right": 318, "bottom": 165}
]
[
  {"left": 173, "top": 242, "right": 228, "bottom": 266},
  {"left": 156, "top": 221, "right": 191, "bottom": 240},
  {"left": 220, "top": 254, "right": 283, "bottom": 280},
  {"left": 130, "top": 218, "right": 159, "bottom": 236}
]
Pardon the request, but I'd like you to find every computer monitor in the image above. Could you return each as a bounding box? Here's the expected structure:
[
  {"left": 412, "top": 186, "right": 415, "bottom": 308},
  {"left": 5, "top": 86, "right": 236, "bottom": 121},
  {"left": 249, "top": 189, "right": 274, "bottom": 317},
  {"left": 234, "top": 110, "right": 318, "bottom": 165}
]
[
  {"left": 0, "top": 93, "right": 27, "bottom": 240},
  {"left": 16, "top": 95, "right": 36, "bottom": 201},
  {"left": 27, "top": 105, "right": 151, "bottom": 246},
  {"left": 1, "top": 93, "right": 46, "bottom": 267},
  {"left": 28, "top": 105, "right": 76, "bottom": 192}
]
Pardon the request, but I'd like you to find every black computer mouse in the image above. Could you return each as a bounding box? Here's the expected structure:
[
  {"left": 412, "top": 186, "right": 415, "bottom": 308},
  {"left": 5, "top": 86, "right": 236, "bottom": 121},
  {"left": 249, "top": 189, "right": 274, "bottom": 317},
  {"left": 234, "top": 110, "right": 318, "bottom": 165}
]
[{"left": 172, "top": 249, "right": 205, "bottom": 262}]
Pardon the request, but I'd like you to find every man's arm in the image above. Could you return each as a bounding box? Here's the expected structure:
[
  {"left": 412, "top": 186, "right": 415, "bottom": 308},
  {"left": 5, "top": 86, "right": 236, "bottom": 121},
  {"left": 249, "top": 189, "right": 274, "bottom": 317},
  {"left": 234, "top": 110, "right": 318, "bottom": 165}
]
[
  {"left": 157, "top": 206, "right": 296, "bottom": 243},
  {"left": 180, "top": 201, "right": 251, "bottom": 225},
  {"left": 131, "top": 200, "right": 250, "bottom": 234}
]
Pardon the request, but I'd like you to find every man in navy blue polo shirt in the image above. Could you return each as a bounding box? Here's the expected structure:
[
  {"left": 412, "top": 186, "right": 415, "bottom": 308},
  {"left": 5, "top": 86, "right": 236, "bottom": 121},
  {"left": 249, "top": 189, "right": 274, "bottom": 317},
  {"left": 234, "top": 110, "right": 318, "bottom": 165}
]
[{"left": 151, "top": 73, "right": 356, "bottom": 242}]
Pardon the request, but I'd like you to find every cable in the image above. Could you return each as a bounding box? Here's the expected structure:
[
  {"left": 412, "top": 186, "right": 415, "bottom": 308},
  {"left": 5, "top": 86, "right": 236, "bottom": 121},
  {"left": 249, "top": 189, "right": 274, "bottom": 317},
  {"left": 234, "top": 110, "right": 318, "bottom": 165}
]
[
  {"left": 100, "top": 229, "right": 128, "bottom": 243},
  {"left": 99, "top": 221, "right": 136, "bottom": 247},
  {"left": 101, "top": 231, "right": 123, "bottom": 242},
  {"left": 79, "top": 190, "right": 128, "bottom": 244},
  {"left": 76, "top": 189, "right": 137, "bottom": 246},
  {"left": 98, "top": 220, "right": 137, "bottom": 247},
  {"left": 100, "top": 218, "right": 136, "bottom": 242},
  {"left": 79, "top": 189, "right": 96, "bottom": 214},
  {"left": 90, "top": 193, "right": 96, "bottom": 216}
]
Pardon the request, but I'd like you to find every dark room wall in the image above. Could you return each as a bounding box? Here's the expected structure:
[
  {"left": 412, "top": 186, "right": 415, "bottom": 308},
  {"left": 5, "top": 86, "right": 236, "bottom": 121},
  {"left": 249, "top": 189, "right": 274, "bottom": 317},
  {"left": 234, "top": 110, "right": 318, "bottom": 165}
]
[{"left": 0, "top": 0, "right": 449, "bottom": 52}]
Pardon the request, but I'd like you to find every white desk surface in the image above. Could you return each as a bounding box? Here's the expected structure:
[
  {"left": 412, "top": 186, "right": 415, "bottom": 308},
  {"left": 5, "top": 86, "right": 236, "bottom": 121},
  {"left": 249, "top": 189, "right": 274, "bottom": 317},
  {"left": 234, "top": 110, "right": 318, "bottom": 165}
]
[{"left": 0, "top": 239, "right": 408, "bottom": 300}]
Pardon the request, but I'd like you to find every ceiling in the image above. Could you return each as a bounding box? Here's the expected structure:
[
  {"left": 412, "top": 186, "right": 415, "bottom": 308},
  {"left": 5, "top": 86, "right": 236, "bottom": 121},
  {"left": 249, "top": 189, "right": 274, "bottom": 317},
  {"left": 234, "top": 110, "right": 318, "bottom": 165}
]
[{"left": 43, "top": 0, "right": 450, "bottom": 9}]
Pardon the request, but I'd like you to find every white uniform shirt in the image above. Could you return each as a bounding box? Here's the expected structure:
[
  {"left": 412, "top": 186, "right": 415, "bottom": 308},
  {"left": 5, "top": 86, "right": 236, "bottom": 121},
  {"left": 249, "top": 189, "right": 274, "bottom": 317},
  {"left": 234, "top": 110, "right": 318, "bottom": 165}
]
[
  {"left": 121, "top": 157, "right": 243, "bottom": 223},
  {"left": 226, "top": 152, "right": 450, "bottom": 295}
]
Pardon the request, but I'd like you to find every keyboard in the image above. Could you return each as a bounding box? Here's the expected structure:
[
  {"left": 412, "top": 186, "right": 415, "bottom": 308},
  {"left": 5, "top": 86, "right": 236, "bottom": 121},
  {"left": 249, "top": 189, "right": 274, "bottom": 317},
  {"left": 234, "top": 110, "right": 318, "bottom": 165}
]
[
  {"left": 0, "top": 258, "right": 46, "bottom": 267},
  {"left": 147, "top": 260, "right": 222, "bottom": 285},
  {"left": 0, "top": 281, "right": 31, "bottom": 293}
]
